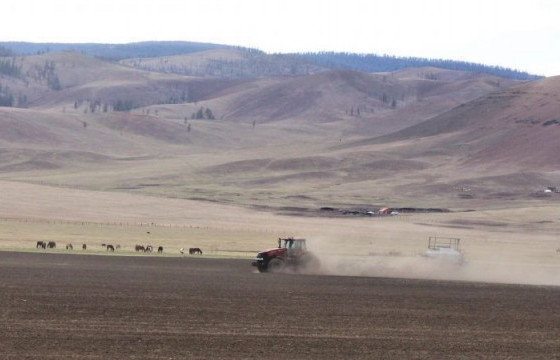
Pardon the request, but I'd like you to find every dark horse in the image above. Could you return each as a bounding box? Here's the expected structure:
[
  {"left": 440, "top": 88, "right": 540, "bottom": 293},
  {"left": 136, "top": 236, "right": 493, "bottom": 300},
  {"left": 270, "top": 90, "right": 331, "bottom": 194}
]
[
  {"left": 189, "top": 247, "right": 203, "bottom": 255},
  {"left": 36, "top": 241, "right": 46, "bottom": 249},
  {"left": 106, "top": 244, "right": 115, "bottom": 252},
  {"left": 47, "top": 241, "right": 56, "bottom": 249},
  {"left": 135, "top": 245, "right": 145, "bottom": 252},
  {"left": 157, "top": 246, "right": 163, "bottom": 254}
]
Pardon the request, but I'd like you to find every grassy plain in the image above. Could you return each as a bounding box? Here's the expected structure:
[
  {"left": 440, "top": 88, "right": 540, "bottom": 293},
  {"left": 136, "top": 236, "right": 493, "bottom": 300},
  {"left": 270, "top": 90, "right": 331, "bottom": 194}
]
[{"left": 2, "top": 180, "right": 558, "bottom": 286}]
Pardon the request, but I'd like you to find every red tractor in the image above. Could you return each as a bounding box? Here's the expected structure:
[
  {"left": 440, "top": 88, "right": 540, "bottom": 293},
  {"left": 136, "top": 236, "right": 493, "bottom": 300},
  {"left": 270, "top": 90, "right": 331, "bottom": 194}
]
[{"left": 252, "top": 237, "right": 319, "bottom": 273}]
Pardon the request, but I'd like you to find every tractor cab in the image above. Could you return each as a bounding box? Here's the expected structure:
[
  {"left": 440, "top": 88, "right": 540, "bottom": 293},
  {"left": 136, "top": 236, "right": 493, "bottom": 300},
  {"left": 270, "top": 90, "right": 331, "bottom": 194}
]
[{"left": 279, "top": 237, "right": 307, "bottom": 251}]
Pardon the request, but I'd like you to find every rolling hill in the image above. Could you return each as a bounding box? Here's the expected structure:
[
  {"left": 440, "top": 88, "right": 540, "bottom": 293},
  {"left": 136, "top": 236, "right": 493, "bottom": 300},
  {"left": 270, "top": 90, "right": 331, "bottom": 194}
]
[
  {"left": 2, "top": 41, "right": 539, "bottom": 80},
  {"left": 369, "top": 75, "right": 560, "bottom": 169},
  {"left": 1, "top": 52, "right": 516, "bottom": 130},
  {"left": 0, "top": 52, "right": 250, "bottom": 111},
  {"left": 140, "top": 65, "right": 518, "bottom": 134},
  {"left": 0, "top": 48, "right": 557, "bottom": 212},
  {"left": 119, "top": 49, "right": 325, "bottom": 79}
]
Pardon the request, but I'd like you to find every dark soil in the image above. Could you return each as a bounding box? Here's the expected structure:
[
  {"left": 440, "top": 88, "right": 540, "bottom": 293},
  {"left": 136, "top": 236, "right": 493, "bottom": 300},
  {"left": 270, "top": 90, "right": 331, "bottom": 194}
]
[{"left": 1, "top": 251, "right": 559, "bottom": 359}]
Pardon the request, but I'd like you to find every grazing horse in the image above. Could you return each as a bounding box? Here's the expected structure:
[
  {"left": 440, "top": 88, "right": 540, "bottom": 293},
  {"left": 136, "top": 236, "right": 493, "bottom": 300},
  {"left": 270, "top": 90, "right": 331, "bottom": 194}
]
[
  {"left": 145, "top": 245, "right": 153, "bottom": 253},
  {"left": 106, "top": 244, "right": 115, "bottom": 252},
  {"left": 36, "top": 241, "right": 46, "bottom": 249},
  {"left": 135, "top": 245, "right": 145, "bottom": 252},
  {"left": 47, "top": 241, "right": 56, "bottom": 249},
  {"left": 157, "top": 246, "right": 163, "bottom": 254},
  {"left": 66, "top": 243, "right": 73, "bottom": 250},
  {"left": 189, "top": 247, "right": 203, "bottom": 255},
  {"left": 82, "top": 243, "right": 87, "bottom": 250}
]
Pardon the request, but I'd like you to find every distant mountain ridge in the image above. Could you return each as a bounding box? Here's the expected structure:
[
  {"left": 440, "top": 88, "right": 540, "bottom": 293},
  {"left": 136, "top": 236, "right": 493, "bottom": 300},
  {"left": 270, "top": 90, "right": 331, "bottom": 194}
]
[
  {"left": 292, "top": 52, "right": 541, "bottom": 81},
  {"left": 0, "top": 41, "right": 541, "bottom": 81},
  {"left": 0, "top": 41, "right": 241, "bottom": 60}
]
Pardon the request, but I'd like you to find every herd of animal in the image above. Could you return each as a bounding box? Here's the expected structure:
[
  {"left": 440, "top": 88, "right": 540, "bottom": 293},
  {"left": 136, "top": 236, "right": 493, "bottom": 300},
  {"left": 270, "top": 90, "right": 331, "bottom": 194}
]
[
  {"left": 134, "top": 244, "right": 163, "bottom": 253},
  {"left": 35, "top": 241, "right": 57, "bottom": 249},
  {"left": 35, "top": 240, "right": 203, "bottom": 255}
]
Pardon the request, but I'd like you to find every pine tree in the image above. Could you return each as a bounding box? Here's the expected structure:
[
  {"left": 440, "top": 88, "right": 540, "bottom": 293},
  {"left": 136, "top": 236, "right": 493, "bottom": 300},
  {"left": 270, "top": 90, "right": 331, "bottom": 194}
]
[{"left": 204, "top": 108, "right": 215, "bottom": 120}]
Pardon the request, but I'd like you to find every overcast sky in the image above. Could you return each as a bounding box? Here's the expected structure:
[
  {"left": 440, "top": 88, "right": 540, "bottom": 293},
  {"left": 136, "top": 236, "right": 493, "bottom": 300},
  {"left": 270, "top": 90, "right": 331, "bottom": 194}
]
[{"left": 3, "top": 0, "right": 559, "bottom": 76}]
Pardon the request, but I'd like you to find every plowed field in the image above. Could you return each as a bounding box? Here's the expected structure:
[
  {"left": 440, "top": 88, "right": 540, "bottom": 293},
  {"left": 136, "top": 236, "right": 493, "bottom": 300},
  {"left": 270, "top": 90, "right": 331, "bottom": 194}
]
[{"left": 1, "top": 251, "right": 559, "bottom": 359}]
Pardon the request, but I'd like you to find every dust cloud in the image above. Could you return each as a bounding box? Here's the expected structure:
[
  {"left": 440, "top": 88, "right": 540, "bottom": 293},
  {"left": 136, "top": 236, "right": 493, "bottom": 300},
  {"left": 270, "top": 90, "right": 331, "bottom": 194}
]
[{"left": 305, "top": 250, "right": 560, "bottom": 287}]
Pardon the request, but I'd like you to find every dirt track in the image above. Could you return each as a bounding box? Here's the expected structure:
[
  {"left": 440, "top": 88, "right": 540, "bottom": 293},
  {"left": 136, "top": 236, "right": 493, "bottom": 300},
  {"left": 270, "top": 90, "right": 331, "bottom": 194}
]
[{"left": 1, "top": 251, "right": 559, "bottom": 359}]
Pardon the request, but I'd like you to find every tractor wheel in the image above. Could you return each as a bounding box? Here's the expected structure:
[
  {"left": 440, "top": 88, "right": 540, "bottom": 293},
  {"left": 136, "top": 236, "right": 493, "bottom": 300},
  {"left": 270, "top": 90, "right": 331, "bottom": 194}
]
[{"left": 267, "top": 258, "right": 285, "bottom": 273}]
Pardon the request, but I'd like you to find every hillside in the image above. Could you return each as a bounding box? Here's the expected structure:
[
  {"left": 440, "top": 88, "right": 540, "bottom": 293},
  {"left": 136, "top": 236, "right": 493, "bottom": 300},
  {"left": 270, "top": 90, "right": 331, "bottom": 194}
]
[
  {"left": 120, "top": 49, "right": 325, "bottom": 79},
  {"left": 293, "top": 52, "right": 541, "bottom": 81},
  {"left": 1, "top": 41, "right": 540, "bottom": 80},
  {"left": 0, "top": 52, "right": 244, "bottom": 110},
  {"left": 1, "top": 52, "right": 517, "bottom": 132},
  {"left": 0, "top": 50, "right": 557, "bottom": 212},
  {"left": 369, "top": 75, "right": 560, "bottom": 169},
  {"left": 198, "top": 67, "right": 517, "bottom": 134},
  {"left": 179, "top": 75, "right": 560, "bottom": 209}
]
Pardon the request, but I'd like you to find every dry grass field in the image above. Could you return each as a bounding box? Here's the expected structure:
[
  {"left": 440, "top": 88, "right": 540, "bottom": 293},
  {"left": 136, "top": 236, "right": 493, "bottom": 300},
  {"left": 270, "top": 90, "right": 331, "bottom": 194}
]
[{"left": 1, "top": 180, "right": 558, "bottom": 287}]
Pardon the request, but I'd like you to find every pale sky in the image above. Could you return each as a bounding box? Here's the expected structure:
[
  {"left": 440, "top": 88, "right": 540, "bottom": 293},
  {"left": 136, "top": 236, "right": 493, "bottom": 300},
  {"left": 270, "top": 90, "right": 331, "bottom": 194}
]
[{"left": 3, "top": 0, "right": 559, "bottom": 76}]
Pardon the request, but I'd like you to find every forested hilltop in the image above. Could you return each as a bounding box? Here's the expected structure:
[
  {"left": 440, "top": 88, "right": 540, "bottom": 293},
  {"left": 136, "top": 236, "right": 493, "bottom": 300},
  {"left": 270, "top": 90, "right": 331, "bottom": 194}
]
[
  {"left": 0, "top": 41, "right": 236, "bottom": 60},
  {"left": 291, "top": 52, "right": 541, "bottom": 81},
  {"left": 0, "top": 41, "right": 540, "bottom": 80}
]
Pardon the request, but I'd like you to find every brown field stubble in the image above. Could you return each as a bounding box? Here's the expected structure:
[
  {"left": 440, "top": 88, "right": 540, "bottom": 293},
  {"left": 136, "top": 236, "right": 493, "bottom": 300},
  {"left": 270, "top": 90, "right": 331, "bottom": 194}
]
[{"left": 1, "top": 251, "right": 559, "bottom": 359}]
